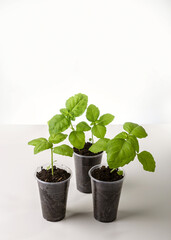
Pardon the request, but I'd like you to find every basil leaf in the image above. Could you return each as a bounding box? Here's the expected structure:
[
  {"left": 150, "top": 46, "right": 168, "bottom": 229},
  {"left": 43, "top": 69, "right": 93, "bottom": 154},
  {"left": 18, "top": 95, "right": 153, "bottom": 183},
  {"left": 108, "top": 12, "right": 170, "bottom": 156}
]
[
  {"left": 28, "top": 138, "right": 52, "bottom": 154},
  {"left": 48, "top": 114, "right": 71, "bottom": 134},
  {"left": 114, "top": 131, "right": 128, "bottom": 139},
  {"left": 48, "top": 133, "right": 67, "bottom": 144},
  {"left": 60, "top": 108, "right": 75, "bottom": 121},
  {"left": 28, "top": 138, "right": 47, "bottom": 146},
  {"left": 65, "top": 93, "right": 88, "bottom": 117},
  {"left": 86, "top": 104, "right": 100, "bottom": 122},
  {"left": 53, "top": 144, "right": 73, "bottom": 157},
  {"left": 76, "top": 121, "right": 91, "bottom": 131},
  {"left": 123, "top": 122, "right": 148, "bottom": 138},
  {"left": 69, "top": 131, "right": 85, "bottom": 149},
  {"left": 98, "top": 114, "right": 114, "bottom": 125},
  {"left": 60, "top": 108, "right": 69, "bottom": 116},
  {"left": 137, "top": 151, "right": 156, "bottom": 172},
  {"left": 127, "top": 135, "right": 139, "bottom": 153},
  {"left": 92, "top": 125, "right": 106, "bottom": 138},
  {"left": 106, "top": 138, "right": 136, "bottom": 168},
  {"left": 89, "top": 138, "right": 109, "bottom": 153}
]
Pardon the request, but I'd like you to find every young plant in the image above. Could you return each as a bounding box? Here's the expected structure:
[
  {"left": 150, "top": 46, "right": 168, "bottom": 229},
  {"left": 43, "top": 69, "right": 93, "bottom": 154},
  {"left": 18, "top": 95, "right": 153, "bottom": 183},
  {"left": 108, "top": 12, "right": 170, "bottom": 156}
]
[
  {"left": 69, "top": 104, "right": 115, "bottom": 150},
  {"left": 48, "top": 93, "right": 88, "bottom": 150},
  {"left": 28, "top": 93, "right": 88, "bottom": 176},
  {"left": 28, "top": 133, "right": 73, "bottom": 175},
  {"left": 90, "top": 122, "right": 156, "bottom": 173}
]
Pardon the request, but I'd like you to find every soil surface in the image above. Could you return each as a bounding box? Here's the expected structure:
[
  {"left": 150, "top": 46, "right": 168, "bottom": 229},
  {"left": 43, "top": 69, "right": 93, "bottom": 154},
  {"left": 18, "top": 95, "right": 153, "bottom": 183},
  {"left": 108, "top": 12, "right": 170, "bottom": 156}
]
[
  {"left": 74, "top": 142, "right": 102, "bottom": 156},
  {"left": 92, "top": 166, "right": 123, "bottom": 181},
  {"left": 36, "top": 166, "right": 71, "bottom": 183}
]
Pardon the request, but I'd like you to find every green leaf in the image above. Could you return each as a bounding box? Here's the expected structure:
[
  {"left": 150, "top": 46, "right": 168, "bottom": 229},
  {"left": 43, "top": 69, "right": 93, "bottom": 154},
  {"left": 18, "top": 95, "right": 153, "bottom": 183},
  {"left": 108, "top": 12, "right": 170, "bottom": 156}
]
[
  {"left": 123, "top": 122, "right": 148, "bottom": 138},
  {"left": 48, "top": 133, "right": 67, "bottom": 144},
  {"left": 89, "top": 138, "right": 110, "bottom": 153},
  {"left": 106, "top": 138, "right": 136, "bottom": 168},
  {"left": 69, "top": 131, "right": 85, "bottom": 149},
  {"left": 60, "top": 108, "right": 69, "bottom": 117},
  {"left": 86, "top": 104, "right": 100, "bottom": 122},
  {"left": 114, "top": 131, "right": 128, "bottom": 139},
  {"left": 65, "top": 93, "right": 88, "bottom": 117},
  {"left": 53, "top": 144, "right": 73, "bottom": 157},
  {"left": 137, "top": 151, "right": 156, "bottom": 172},
  {"left": 76, "top": 121, "right": 91, "bottom": 132},
  {"left": 28, "top": 138, "right": 47, "bottom": 146},
  {"left": 92, "top": 125, "right": 106, "bottom": 138},
  {"left": 47, "top": 160, "right": 57, "bottom": 170},
  {"left": 114, "top": 131, "right": 139, "bottom": 153},
  {"left": 46, "top": 165, "right": 51, "bottom": 170},
  {"left": 60, "top": 108, "right": 75, "bottom": 121},
  {"left": 48, "top": 114, "right": 71, "bottom": 135},
  {"left": 28, "top": 138, "right": 52, "bottom": 154},
  {"left": 98, "top": 114, "right": 115, "bottom": 125},
  {"left": 117, "top": 170, "right": 123, "bottom": 176},
  {"left": 127, "top": 135, "right": 139, "bottom": 153}
]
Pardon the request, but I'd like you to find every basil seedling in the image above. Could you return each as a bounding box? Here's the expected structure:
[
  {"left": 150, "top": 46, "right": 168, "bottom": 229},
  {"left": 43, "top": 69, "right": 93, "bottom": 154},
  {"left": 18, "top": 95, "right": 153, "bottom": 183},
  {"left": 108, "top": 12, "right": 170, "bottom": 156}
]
[
  {"left": 86, "top": 104, "right": 114, "bottom": 144},
  {"left": 69, "top": 104, "right": 114, "bottom": 150},
  {"left": 28, "top": 133, "right": 73, "bottom": 175},
  {"left": 48, "top": 93, "right": 88, "bottom": 150},
  {"left": 90, "top": 122, "right": 156, "bottom": 173}
]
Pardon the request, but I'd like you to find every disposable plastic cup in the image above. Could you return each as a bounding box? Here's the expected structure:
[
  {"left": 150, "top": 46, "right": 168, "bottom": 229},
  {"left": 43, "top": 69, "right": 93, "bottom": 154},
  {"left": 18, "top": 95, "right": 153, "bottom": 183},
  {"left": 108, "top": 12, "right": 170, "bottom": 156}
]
[
  {"left": 35, "top": 163, "right": 72, "bottom": 222},
  {"left": 89, "top": 164, "right": 125, "bottom": 222},
  {"left": 74, "top": 152, "right": 103, "bottom": 193}
]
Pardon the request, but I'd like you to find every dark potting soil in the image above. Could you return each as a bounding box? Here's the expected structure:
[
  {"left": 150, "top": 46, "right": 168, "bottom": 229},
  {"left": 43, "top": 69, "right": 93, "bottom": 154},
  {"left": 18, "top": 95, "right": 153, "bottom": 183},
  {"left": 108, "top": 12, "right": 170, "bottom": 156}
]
[
  {"left": 36, "top": 166, "right": 70, "bottom": 183},
  {"left": 92, "top": 166, "right": 123, "bottom": 181},
  {"left": 74, "top": 142, "right": 102, "bottom": 156}
]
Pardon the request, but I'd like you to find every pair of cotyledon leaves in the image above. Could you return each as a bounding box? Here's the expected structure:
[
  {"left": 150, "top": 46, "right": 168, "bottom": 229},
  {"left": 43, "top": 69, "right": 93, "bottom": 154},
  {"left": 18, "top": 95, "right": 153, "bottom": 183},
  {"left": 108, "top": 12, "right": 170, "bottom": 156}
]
[{"left": 89, "top": 122, "right": 156, "bottom": 172}]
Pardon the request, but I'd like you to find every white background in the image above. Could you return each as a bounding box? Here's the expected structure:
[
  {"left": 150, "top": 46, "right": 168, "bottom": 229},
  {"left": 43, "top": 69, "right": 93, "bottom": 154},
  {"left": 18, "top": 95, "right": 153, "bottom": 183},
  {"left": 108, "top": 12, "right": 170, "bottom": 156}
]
[
  {"left": 0, "top": 2, "right": 171, "bottom": 238},
  {"left": 0, "top": 0, "right": 171, "bottom": 124}
]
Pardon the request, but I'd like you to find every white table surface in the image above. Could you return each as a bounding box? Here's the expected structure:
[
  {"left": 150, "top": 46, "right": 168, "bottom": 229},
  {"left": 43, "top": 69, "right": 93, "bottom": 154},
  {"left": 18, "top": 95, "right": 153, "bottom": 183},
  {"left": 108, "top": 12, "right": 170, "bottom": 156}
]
[{"left": 0, "top": 124, "right": 171, "bottom": 240}]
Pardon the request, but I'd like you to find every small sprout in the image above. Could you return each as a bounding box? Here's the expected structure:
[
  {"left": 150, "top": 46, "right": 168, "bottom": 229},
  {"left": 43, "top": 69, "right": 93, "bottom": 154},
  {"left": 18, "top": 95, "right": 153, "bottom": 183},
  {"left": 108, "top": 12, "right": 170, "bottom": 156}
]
[
  {"left": 47, "top": 165, "right": 51, "bottom": 170},
  {"left": 117, "top": 170, "right": 123, "bottom": 176}
]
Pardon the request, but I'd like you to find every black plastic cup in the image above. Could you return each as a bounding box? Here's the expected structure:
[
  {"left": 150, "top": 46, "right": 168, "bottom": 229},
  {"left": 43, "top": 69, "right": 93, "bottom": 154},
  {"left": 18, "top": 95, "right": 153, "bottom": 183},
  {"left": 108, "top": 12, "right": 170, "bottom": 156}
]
[
  {"left": 36, "top": 164, "right": 72, "bottom": 222},
  {"left": 74, "top": 152, "right": 103, "bottom": 193},
  {"left": 89, "top": 164, "right": 125, "bottom": 222}
]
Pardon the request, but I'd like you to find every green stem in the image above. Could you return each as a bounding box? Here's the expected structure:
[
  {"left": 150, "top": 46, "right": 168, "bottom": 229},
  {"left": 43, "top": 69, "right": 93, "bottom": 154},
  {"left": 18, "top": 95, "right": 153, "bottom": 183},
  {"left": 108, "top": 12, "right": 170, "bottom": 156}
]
[
  {"left": 51, "top": 148, "right": 54, "bottom": 176},
  {"left": 110, "top": 168, "right": 116, "bottom": 173},
  {"left": 70, "top": 122, "right": 75, "bottom": 131}
]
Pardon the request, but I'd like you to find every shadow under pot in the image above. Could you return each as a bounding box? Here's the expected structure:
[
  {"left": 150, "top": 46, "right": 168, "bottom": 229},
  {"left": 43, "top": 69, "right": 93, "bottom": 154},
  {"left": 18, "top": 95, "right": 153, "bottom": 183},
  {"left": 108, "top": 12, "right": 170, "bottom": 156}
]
[
  {"left": 89, "top": 164, "right": 125, "bottom": 222},
  {"left": 74, "top": 152, "right": 103, "bottom": 193},
  {"left": 35, "top": 163, "right": 72, "bottom": 222}
]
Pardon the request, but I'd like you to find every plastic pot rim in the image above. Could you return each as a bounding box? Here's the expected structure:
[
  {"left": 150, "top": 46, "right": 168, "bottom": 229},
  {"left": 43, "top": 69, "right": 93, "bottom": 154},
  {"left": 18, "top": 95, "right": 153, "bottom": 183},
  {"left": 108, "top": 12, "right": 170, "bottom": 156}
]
[
  {"left": 89, "top": 164, "right": 125, "bottom": 184},
  {"left": 73, "top": 151, "right": 103, "bottom": 159},
  {"left": 35, "top": 162, "right": 72, "bottom": 185}
]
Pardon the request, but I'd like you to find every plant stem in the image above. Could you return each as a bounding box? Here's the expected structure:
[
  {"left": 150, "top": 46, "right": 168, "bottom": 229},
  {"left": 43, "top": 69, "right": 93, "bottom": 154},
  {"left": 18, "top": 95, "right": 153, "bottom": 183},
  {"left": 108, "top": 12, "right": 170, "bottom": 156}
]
[
  {"left": 51, "top": 148, "right": 54, "bottom": 176},
  {"left": 70, "top": 122, "right": 75, "bottom": 131},
  {"left": 110, "top": 168, "right": 116, "bottom": 173}
]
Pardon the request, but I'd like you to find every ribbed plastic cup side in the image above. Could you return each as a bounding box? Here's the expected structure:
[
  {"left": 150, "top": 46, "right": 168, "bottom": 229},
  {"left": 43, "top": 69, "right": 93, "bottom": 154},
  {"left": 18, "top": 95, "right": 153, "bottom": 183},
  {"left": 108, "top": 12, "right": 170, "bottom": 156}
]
[
  {"left": 89, "top": 164, "right": 125, "bottom": 222},
  {"left": 74, "top": 152, "right": 103, "bottom": 193},
  {"left": 36, "top": 163, "right": 72, "bottom": 222}
]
